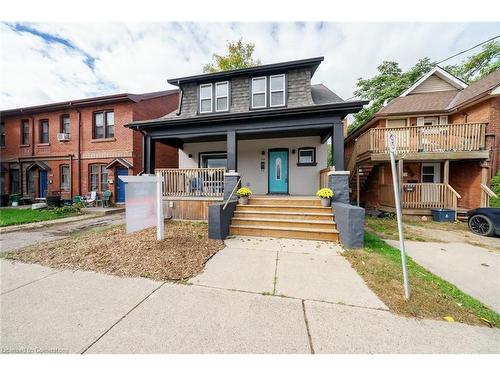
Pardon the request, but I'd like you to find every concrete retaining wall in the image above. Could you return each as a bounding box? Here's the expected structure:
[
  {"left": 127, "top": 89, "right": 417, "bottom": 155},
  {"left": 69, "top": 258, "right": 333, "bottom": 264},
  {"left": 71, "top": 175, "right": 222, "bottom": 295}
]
[
  {"left": 332, "top": 202, "right": 365, "bottom": 249},
  {"left": 208, "top": 201, "right": 237, "bottom": 240}
]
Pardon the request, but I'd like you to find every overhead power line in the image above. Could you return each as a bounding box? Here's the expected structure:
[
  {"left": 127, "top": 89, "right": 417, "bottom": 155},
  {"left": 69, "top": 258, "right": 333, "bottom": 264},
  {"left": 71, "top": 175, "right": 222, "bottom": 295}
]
[{"left": 435, "top": 34, "right": 500, "bottom": 65}]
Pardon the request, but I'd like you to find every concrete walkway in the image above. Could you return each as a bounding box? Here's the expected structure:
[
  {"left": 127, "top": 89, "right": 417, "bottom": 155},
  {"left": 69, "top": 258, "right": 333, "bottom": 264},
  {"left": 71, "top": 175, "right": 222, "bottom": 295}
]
[
  {"left": 0, "top": 213, "right": 125, "bottom": 253},
  {"left": 1, "top": 251, "right": 499, "bottom": 353},
  {"left": 386, "top": 239, "right": 500, "bottom": 313}
]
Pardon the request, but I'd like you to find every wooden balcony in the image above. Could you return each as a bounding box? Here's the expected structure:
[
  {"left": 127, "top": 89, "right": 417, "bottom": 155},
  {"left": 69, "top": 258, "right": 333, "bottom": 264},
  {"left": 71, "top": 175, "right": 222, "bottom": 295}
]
[
  {"left": 156, "top": 168, "right": 225, "bottom": 198},
  {"left": 352, "top": 123, "right": 488, "bottom": 162}
]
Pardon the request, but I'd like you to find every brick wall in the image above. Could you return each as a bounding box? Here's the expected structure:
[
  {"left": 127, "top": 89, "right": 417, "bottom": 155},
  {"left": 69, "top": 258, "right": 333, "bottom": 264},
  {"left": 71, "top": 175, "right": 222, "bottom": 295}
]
[{"left": 449, "top": 160, "right": 482, "bottom": 209}]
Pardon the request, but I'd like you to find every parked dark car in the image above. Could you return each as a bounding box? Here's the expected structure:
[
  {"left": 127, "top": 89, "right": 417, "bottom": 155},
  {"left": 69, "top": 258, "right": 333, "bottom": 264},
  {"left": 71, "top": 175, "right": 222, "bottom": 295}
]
[{"left": 467, "top": 208, "right": 500, "bottom": 237}]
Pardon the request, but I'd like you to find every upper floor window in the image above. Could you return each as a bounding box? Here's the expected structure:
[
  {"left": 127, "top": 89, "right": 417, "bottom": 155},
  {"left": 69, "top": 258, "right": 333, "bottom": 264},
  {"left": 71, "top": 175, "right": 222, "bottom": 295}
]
[
  {"left": 0, "top": 122, "right": 5, "bottom": 147},
  {"left": 39, "top": 119, "right": 49, "bottom": 144},
  {"left": 199, "top": 83, "right": 213, "bottom": 113},
  {"left": 270, "top": 74, "right": 286, "bottom": 107},
  {"left": 93, "top": 110, "right": 114, "bottom": 139},
  {"left": 251, "top": 77, "right": 267, "bottom": 109},
  {"left": 215, "top": 82, "right": 229, "bottom": 112},
  {"left": 21, "top": 119, "right": 30, "bottom": 145},
  {"left": 60, "top": 114, "right": 70, "bottom": 134}
]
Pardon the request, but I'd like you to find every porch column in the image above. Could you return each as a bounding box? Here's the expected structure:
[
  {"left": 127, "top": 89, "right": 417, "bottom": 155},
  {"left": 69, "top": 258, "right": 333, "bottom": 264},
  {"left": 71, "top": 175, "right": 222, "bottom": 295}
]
[
  {"left": 332, "top": 120, "right": 344, "bottom": 171},
  {"left": 443, "top": 160, "right": 449, "bottom": 185},
  {"left": 227, "top": 130, "right": 237, "bottom": 172},
  {"left": 143, "top": 135, "right": 156, "bottom": 175}
]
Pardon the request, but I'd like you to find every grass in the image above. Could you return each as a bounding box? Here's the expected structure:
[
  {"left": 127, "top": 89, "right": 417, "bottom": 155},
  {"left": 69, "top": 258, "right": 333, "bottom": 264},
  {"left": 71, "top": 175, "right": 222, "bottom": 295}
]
[
  {"left": 344, "top": 232, "right": 500, "bottom": 328},
  {"left": 0, "top": 208, "right": 81, "bottom": 227}
]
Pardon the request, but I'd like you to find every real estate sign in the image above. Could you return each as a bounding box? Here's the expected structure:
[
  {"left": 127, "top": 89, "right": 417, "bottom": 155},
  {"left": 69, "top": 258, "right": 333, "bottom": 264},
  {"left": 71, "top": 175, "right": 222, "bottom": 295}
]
[{"left": 118, "top": 175, "right": 164, "bottom": 240}]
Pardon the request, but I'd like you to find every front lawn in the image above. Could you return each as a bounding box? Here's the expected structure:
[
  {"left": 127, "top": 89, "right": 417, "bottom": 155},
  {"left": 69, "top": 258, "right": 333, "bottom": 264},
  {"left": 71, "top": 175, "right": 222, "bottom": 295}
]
[
  {"left": 343, "top": 232, "right": 500, "bottom": 328},
  {"left": 0, "top": 207, "right": 82, "bottom": 227},
  {"left": 3, "top": 221, "right": 225, "bottom": 281}
]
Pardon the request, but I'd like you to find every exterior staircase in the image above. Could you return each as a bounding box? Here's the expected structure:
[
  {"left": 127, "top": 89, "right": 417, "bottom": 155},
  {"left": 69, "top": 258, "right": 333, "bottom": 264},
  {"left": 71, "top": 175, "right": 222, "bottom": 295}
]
[
  {"left": 229, "top": 196, "right": 338, "bottom": 241},
  {"left": 349, "top": 164, "right": 374, "bottom": 200}
]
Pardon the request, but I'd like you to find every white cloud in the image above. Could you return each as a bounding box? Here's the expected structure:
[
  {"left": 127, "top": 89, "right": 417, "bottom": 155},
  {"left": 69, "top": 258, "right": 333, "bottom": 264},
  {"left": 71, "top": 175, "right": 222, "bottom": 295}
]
[{"left": 1, "top": 22, "right": 498, "bottom": 109}]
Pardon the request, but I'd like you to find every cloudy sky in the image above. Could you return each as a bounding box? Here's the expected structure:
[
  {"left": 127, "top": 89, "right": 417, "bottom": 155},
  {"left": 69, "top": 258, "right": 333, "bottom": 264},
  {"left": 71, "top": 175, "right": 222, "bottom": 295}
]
[{"left": 1, "top": 22, "right": 499, "bottom": 109}]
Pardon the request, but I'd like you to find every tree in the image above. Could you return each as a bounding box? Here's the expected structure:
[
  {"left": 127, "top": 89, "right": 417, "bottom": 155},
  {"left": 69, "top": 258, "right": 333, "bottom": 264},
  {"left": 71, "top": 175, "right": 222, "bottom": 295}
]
[
  {"left": 445, "top": 41, "right": 500, "bottom": 83},
  {"left": 203, "top": 39, "right": 261, "bottom": 73},
  {"left": 349, "top": 58, "right": 434, "bottom": 133}
]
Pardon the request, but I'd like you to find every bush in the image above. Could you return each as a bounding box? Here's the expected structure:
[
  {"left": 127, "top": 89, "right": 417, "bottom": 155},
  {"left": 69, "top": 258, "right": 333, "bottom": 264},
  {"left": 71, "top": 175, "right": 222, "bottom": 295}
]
[
  {"left": 51, "top": 204, "right": 82, "bottom": 215},
  {"left": 490, "top": 171, "right": 500, "bottom": 208},
  {"left": 236, "top": 187, "right": 252, "bottom": 197},
  {"left": 316, "top": 188, "right": 334, "bottom": 199}
]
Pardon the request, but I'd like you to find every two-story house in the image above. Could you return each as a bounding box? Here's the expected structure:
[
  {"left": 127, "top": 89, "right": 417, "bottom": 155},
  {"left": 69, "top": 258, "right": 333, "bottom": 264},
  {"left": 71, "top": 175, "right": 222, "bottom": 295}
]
[
  {"left": 0, "top": 90, "right": 179, "bottom": 204},
  {"left": 127, "top": 57, "right": 367, "bottom": 241},
  {"left": 345, "top": 67, "right": 500, "bottom": 218}
]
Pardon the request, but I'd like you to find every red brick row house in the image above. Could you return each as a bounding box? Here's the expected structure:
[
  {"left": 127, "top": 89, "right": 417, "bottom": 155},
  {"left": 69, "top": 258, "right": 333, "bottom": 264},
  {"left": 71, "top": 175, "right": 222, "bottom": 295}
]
[
  {"left": 0, "top": 90, "right": 179, "bottom": 203},
  {"left": 345, "top": 67, "right": 500, "bottom": 216}
]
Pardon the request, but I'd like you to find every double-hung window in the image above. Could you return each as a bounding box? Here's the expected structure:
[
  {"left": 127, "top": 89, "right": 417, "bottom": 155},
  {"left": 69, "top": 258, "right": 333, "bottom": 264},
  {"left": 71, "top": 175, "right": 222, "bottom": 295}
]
[
  {"left": 0, "top": 122, "right": 5, "bottom": 147},
  {"left": 215, "top": 82, "right": 229, "bottom": 112},
  {"left": 61, "top": 114, "right": 70, "bottom": 134},
  {"left": 93, "top": 110, "right": 114, "bottom": 139},
  {"left": 251, "top": 77, "right": 267, "bottom": 108},
  {"left": 60, "top": 165, "right": 70, "bottom": 191},
  {"left": 90, "top": 164, "right": 108, "bottom": 192},
  {"left": 21, "top": 120, "right": 30, "bottom": 145},
  {"left": 39, "top": 120, "right": 49, "bottom": 144},
  {"left": 270, "top": 74, "right": 286, "bottom": 107},
  {"left": 199, "top": 84, "right": 213, "bottom": 113}
]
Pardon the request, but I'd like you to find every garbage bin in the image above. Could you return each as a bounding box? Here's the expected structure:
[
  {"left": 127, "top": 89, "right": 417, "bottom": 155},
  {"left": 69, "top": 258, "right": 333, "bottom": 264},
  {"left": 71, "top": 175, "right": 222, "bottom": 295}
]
[{"left": 431, "top": 208, "right": 455, "bottom": 222}]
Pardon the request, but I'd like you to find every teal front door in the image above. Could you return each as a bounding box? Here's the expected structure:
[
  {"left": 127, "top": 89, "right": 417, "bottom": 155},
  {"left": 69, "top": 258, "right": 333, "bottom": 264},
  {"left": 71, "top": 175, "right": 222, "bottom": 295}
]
[{"left": 268, "top": 149, "right": 288, "bottom": 194}]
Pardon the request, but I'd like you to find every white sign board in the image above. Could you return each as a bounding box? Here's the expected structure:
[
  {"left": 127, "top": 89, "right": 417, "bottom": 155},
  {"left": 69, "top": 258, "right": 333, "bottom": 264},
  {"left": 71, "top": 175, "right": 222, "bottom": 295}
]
[
  {"left": 388, "top": 132, "right": 397, "bottom": 154},
  {"left": 119, "top": 175, "right": 164, "bottom": 240}
]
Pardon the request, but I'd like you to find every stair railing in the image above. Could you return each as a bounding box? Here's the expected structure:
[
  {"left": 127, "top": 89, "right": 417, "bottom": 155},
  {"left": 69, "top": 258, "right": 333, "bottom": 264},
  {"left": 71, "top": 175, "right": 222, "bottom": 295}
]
[
  {"left": 480, "top": 183, "right": 498, "bottom": 207},
  {"left": 223, "top": 177, "right": 242, "bottom": 210}
]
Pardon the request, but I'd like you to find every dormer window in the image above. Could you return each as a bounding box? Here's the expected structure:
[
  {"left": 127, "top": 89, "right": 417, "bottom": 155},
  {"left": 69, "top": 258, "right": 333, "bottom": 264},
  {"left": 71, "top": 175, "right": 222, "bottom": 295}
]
[
  {"left": 215, "top": 82, "right": 229, "bottom": 112},
  {"left": 270, "top": 74, "right": 286, "bottom": 107},
  {"left": 199, "top": 83, "right": 213, "bottom": 113},
  {"left": 251, "top": 77, "right": 267, "bottom": 109}
]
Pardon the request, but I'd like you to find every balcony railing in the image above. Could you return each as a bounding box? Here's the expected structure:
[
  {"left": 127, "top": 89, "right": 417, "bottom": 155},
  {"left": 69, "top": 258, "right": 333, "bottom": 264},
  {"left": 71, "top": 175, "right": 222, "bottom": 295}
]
[
  {"left": 379, "top": 183, "right": 461, "bottom": 212},
  {"left": 155, "top": 168, "right": 225, "bottom": 197},
  {"left": 357, "top": 123, "right": 487, "bottom": 155}
]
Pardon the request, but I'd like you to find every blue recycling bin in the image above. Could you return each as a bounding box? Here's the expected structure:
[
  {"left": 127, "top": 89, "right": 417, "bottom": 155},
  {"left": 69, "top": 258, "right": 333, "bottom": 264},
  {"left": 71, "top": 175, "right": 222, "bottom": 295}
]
[{"left": 431, "top": 208, "right": 455, "bottom": 222}]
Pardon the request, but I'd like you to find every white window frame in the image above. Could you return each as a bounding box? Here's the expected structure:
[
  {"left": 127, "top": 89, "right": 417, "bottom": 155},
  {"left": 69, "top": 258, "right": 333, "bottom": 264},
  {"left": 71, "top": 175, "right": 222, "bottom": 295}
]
[
  {"left": 298, "top": 148, "right": 315, "bottom": 164},
  {"left": 270, "top": 74, "right": 286, "bottom": 107},
  {"left": 215, "top": 81, "right": 229, "bottom": 112},
  {"left": 251, "top": 76, "right": 267, "bottom": 109},
  {"left": 199, "top": 83, "right": 213, "bottom": 114}
]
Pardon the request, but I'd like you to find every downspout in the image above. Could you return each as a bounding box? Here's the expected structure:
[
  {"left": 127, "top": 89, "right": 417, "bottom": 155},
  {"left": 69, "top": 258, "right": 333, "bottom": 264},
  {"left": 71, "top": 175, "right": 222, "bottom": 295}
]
[
  {"left": 175, "top": 80, "right": 183, "bottom": 116},
  {"left": 138, "top": 126, "right": 146, "bottom": 175},
  {"left": 70, "top": 104, "right": 82, "bottom": 196}
]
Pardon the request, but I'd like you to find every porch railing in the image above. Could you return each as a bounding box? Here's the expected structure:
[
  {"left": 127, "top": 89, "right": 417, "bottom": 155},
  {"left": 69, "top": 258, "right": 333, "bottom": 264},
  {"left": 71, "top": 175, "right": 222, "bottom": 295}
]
[
  {"left": 369, "top": 123, "right": 486, "bottom": 154},
  {"left": 379, "top": 183, "right": 461, "bottom": 211},
  {"left": 319, "top": 167, "right": 332, "bottom": 188},
  {"left": 155, "top": 168, "right": 225, "bottom": 197}
]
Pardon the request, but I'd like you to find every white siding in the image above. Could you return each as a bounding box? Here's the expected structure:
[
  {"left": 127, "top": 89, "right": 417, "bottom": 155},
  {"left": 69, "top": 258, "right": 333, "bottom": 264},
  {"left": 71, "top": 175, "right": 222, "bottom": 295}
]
[
  {"left": 179, "top": 136, "right": 327, "bottom": 195},
  {"left": 410, "top": 75, "right": 459, "bottom": 94}
]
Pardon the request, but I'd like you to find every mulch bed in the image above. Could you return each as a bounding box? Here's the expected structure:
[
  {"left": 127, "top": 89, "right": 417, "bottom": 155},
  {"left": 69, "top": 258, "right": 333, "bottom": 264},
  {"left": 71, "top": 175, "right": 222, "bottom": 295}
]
[{"left": 5, "top": 221, "right": 224, "bottom": 281}]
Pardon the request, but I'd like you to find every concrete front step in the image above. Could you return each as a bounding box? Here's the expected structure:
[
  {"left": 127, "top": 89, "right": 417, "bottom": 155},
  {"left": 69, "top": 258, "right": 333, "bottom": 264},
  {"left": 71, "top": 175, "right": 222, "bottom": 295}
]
[
  {"left": 231, "top": 217, "right": 336, "bottom": 230},
  {"left": 248, "top": 197, "right": 321, "bottom": 206},
  {"left": 234, "top": 210, "right": 334, "bottom": 221},
  {"left": 229, "top": 224, "right": 339, "bottom": 242},
  {"left": 236, "top": 204, "right": 332, "bottom": 214}
]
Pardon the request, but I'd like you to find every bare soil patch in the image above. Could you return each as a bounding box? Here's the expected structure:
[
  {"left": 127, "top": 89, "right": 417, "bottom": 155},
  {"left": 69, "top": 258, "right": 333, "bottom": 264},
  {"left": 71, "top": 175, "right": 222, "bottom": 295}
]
[{"left": 4, "top": 221, "right": 224, "bottom": 281}]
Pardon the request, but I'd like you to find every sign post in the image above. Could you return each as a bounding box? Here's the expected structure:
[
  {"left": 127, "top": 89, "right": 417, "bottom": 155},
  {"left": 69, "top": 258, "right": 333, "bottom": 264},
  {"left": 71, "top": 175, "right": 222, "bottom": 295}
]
[
  {"left": 388, "top": 133, "right": 411, "bottom": 300},
  {"left": 118, "top": 174, "right": 164, "bottom": 241}
]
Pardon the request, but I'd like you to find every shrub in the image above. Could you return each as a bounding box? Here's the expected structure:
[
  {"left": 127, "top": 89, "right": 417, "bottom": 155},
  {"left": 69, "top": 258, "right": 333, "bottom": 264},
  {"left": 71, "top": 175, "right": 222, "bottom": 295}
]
[
  {"left": 51, "top": 204, "right": 82, "bottom": 215},
  {"left": 237, "top": 187, "right": 252, "bottom": 197},
  {"left": 316, "top": 188, "right": 334, "bottom": 199},
  {"left": 490, "top": 171, "right": 500, "bottom": 208}
]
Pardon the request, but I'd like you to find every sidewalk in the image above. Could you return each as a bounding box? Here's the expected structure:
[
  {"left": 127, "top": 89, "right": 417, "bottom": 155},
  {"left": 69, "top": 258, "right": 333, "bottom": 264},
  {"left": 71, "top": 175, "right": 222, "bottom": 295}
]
[{"left": 1, "top": 258, "right": 499, "bottom": 354}]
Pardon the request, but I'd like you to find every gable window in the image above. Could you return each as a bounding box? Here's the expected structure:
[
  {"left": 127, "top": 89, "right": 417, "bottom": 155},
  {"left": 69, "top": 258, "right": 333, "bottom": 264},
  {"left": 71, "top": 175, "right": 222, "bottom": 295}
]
[
  {"left": 297, "top": 147, "right": 317, "bottom": 166},
  {"left": 270, "top": 74, "right": 286, "bottom": 107},
  {"left": 60, "top": 114, "right": 70, "bottom": 134},
  {"left": 215, "top": 82, "right": 229, "bottom": 112},
  {"left": 21, "top": 120, "right": 30, "bottom": 145},
  {"left": 251, "top": 77, "right": 267, "bottom": 108},
  {"left": 39, "top": 119, "right": 49, "bottom": 144},
  {"left": 199, "top": 83, "right": 213, "bottom": 113},
  {"left": 60, "top": 165, "right": 70, "bottom": 191},
  {"left": 93, "top": 110, "right": 114, "bottom": 139},
  {"left": 89, "top": 164, "right": 108, "bottom": 192},
  {"left": 0, "top": 122, "right": 5, "bottom": 147}
]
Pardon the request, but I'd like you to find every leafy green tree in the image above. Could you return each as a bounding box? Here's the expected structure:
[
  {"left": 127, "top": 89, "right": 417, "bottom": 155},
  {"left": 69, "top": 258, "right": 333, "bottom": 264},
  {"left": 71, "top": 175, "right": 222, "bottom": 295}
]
[
  {"left": 445, "top": 41, "right": 500, "bottom": 83},
  {"left": 490, "top": 170, "right": 500, "bottom": 208},
  {"left": 203, "top": 39, "right": 261, "bottom": 73},
  {"left": 349, "top": 58, "right": 433, "bottom": 133}
]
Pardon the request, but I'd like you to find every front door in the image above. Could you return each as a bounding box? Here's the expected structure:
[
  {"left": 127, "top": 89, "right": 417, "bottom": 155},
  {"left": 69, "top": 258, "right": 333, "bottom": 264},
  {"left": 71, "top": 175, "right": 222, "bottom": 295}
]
[
  {"left": 421, "top": 163, "right": 441, "bottom": 203},
  {"left": 268, "top": 149, "right": 288, "bottom": 194},
  {"left": 39, "top": 170, "right": 48, "bottom": 198},
  {"left": 116, "top": 167, "right": 128, "bottom": 203}
]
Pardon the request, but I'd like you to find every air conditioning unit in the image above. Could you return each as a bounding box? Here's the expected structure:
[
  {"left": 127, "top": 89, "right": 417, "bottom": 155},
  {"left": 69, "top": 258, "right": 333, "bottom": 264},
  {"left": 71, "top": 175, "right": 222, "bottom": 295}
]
[{"left": 57, "top": 133, "right": 70, "bottom": 141}]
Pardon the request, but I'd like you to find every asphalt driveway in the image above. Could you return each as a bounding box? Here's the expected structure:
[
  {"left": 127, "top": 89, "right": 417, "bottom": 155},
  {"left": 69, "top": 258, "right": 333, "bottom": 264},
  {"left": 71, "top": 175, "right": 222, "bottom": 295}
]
[
  {"left": 2, "top": 236, "right": 500, "bottom": 354},
  {"left": 386, "top": 239, "right": 500, "bottom": 313}
]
